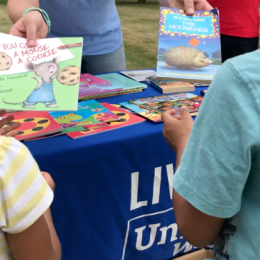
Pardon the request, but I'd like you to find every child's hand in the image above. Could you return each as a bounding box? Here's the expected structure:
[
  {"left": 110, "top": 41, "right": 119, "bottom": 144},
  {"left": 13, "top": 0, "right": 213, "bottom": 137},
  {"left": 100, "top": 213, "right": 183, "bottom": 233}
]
[
  {"left": 41, "top": 172, "right": 55, "bottom": 192},
  {"left": 162, "top": 106, "right": 193, "bottom": 152},
  {"left": 0, "top": 111, "right": 21, "bottom": 137}
]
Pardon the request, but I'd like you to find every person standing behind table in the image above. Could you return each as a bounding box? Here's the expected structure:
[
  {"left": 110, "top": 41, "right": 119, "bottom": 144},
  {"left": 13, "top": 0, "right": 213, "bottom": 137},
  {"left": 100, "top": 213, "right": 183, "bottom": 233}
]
[
  {"left": 7, "top": 0, "right": 126, "bottom": 74},
  {"left": 207, "top": 0, "right": 260, "bottom": 62}
]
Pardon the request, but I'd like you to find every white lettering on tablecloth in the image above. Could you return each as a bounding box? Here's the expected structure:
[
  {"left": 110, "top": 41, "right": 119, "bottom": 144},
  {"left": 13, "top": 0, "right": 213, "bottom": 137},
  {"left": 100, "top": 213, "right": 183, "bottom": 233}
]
[{"left": 130, "top": 164, "right": 174, "bottom": 211}]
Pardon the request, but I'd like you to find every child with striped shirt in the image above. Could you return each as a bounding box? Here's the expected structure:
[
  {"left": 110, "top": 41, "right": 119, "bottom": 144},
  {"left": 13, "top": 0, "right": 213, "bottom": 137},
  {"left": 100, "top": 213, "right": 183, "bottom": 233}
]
[{"left": 0, "top": 111, "right": 61, "bottom": 260}]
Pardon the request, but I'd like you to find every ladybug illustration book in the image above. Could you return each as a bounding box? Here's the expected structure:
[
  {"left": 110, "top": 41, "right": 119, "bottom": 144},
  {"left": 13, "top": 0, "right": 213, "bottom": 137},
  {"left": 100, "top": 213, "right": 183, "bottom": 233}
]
[
  {"left": 3, "top": 111, "right": 63, "bottom": 141},
  {"left": 67, "top": 103, "right": 146, "bottom": 139}
]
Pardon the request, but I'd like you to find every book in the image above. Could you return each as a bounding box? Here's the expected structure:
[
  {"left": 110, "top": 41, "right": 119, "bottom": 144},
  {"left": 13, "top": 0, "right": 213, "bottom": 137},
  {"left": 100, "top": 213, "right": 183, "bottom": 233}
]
[
  {"left": 119, "top": 70, "right": 156, "bottom": 81},
  {"left": 120, "top": 101, "right": 162, "bottom": 122},
  {"left": 157, "top": 8, "right": 221, "bottom": 84},
  {"left": 129, "top": 93, "right": 203, "bottom": 116},
  {"left": 79, "top": 73, "right": 123, "bottom": 98},
  {"left": 146, "top": 76, "right": 194, "bottom": 94},
  {"left": 0, "top": 33, "right": 83, "bottom": 111},
  {"left": 49, "top": 100, "right": 119, "bottom": 135},
  {"left": 2, "top": 111, "right": 63, "bottom": 140},
  {"left": 78, "top": 87, "right": 143, "bottom": 101},
  {"left": 67, "top": 103, "right": 146, "bottom": 139},
  {"left": 98, "top": 73, "right": 147, "bottom": 91}
]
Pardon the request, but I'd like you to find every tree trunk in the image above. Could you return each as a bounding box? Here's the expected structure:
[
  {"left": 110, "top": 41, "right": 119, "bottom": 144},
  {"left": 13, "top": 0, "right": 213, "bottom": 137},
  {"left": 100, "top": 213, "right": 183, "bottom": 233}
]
[{"left": 138, "top": 0, "right": 146, "bottom": 3}]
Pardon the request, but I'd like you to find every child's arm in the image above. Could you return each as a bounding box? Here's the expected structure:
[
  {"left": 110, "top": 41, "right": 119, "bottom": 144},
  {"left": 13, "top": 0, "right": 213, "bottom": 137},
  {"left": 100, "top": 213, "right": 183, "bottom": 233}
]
[
  {"left": 6, "top": 214, "right": 61, "bottom": 260},
  {"left": 6, "top": 171, "right": 61, "bottom": 260}
]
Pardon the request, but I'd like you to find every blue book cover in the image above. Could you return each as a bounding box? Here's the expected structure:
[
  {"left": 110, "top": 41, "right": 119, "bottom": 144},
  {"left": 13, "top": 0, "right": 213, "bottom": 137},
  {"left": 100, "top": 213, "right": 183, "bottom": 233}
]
[{"left": 157, "top": 8, "right": 221, "bottom": 83}]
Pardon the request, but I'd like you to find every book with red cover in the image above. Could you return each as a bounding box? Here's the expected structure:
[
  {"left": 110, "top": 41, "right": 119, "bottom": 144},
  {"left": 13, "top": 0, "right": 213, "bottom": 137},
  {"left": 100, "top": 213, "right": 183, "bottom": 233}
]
[
  {"left": 4, "top": 111, "right": 63, "bottom": 141},
  {"left": 67, "top": 103, "right": 146, "bottom": 139}
]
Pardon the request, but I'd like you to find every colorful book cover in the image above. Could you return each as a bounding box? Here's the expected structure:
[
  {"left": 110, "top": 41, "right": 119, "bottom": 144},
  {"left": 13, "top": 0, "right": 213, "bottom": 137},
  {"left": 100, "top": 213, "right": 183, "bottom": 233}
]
[
  {"left": 49, "top": 100, "right": 118, "bottom": 133},
  {"left": 129, "top": 93, "right": 203, "bottom": 116},
  {"left": 119, "top": 70, "right": 156, "bottom": 82},
  {"left": 98, "top": 73, "right": 147, "bottom": 91},
  {"left": 79, "top": 73, "right": 123, "bottom": 97},
  {"left": 0, "top": 33, "right": 83, "bottom": 111},
  {"left": 2, "top": 111, "right": 63, "bottom": 140},
  {"left": 157, "top": 8, "right": 221, "bottom": 83},
  {"left": 78, "top": 88, "right": 143, "bottom": 101},
  {"left": 120, "top": 101, "right": 162, "bottom": 122},
  {"left": 146, "top": 76, "right": 194, "bottom": 94},
  {"left": 67, "top": 103, "right": 146, "bottom": 139}
]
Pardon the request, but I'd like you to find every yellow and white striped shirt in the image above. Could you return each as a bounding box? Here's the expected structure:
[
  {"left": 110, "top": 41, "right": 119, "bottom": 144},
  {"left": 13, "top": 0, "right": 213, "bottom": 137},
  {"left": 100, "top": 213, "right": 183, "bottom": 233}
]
[{"left": 0, "top": 136, "right": 53, "bottom": 260}]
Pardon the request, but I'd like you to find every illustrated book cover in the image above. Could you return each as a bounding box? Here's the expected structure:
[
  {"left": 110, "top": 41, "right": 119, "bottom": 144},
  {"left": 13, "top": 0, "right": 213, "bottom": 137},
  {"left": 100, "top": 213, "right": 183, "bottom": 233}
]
[
  {"left": 157, "top": 8, "right": 221, "bottom": 83},
  {"left": 79, "top": 73, "right": 123, "bottom": 98},
  {"left": 146, "top": 76, "right": 194, "bottom": 94},
  {"left": 67, "top": 103, "right": 146, "bottom": 139},
  {"left": 0, "top": 33, "right": 83, "bottom": 111},
  {"left": 129, "top": 93, "right": 203, "bottom": 116},
  {"left": 120, "top": 101, "right": 162, "bottom": 122},
  {"left": 3, "top": 111, "right": 63, "bottom": 140},
  {"left": 119, "top": 70, "right": 156, "bottom": 82},
  {"left": 98, "top": 73, "right": 147, "bottom": 91},
  {"left": 48, "top": 99, "right": 119, "bottom": 135}
]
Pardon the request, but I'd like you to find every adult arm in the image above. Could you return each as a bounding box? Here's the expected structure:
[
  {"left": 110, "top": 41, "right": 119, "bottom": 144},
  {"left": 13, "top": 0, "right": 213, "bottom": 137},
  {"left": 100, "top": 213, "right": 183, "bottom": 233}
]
[
  {"left": 7, "top": 0, "right": 39, "bottom": 24},
  {"left": 157, "top": 0, "right": 213, "bottom": 15},
  {"left": 7, "top": 0, "right": 47, "bottom": 47}
]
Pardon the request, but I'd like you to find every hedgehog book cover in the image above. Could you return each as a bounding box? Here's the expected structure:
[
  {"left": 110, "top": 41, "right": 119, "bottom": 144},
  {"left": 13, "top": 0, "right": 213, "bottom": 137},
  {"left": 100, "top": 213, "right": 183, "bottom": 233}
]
[
  {"left": 157, "top": 8, "right": 221, "bottom": 84},
  {"left": 0, "top": 33, "right": 83, "bottom": 111}
]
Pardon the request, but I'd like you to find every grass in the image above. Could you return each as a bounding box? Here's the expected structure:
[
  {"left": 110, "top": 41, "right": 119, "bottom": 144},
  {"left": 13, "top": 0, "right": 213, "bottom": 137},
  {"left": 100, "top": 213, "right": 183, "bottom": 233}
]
[{"left": 0, "top": 0, "right": 160, "bottom": 70}]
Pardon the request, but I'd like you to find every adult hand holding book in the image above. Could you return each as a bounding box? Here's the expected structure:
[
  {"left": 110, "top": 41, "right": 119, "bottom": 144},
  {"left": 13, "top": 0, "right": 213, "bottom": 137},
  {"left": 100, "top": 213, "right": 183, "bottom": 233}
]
[{"left": 158, "top": 0, "right": 213, "bottom": 15}]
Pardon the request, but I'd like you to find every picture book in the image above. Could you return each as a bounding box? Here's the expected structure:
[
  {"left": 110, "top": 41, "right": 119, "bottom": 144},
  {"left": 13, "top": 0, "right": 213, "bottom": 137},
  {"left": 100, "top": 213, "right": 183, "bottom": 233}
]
[
  {"left": 78, "top": 88, "right": 143, "bottom": 101},
  {"left": 120, "top": 102, "right": 162, "bottom": 122},
  {"left": 129, "top": 93, "right": 203, "bottom": 116},
  {"left": 49, "top": 99, "right": 118, "bottom": 132},
  {"left": 0, "top": 33, "right": 83, "bottom": 111},
  {"left": 98, "top": 73, "right": 147, "bottom": 91},
  {"left": 67, "top": 103, "right": 146, "bottom": 139},
  {"left": 146, "top": 76, "right": 194, "bottom": 94},
  {"left": 79, "top": 73, "right": 123, "bottom": 97},
  {"left": 119, "top": 70, "right": 156, "bottom": 82},
  {"left": 157, "top": 8, "right": 221, "bottom": 83},
  {"left": 2, "top": 111, "right": 63, "bottom": 140}
]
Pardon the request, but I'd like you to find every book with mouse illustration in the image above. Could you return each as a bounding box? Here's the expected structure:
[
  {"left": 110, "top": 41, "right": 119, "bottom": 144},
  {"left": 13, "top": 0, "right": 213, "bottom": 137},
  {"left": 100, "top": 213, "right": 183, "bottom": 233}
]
[
  {"left": 0, "top": 33, "right": 83, "bottom": 111},
  {"left": 2, "top": 111, "right": 63, "bottom": 141},
  {"left": 157, "top": 8, "right": 221, "bottom": 83},
  {"left": 129, "top": 93, "right": 203, "bottom": 116}
]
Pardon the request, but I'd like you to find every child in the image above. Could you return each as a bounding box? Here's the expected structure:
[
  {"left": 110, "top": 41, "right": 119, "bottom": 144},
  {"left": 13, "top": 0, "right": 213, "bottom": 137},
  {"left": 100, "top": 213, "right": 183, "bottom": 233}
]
[
  {"left": 162, "top": 49, "right": 260, "bottom": 259},
  {"left": 0, "top": 111, "right": 61, "bottom": 260}
]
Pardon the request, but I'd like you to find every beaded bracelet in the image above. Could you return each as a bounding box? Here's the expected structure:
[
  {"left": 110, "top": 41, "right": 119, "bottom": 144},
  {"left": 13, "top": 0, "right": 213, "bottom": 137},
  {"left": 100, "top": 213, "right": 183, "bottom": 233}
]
[{"left": 23, "top": 7, "right": 51, "bottom": 33}]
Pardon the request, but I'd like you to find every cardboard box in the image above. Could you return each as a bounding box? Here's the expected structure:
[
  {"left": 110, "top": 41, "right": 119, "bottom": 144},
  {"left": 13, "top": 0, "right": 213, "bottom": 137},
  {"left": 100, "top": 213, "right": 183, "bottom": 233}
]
[{"left": 173, "top": 249, "right": 215, "bottom": 260}]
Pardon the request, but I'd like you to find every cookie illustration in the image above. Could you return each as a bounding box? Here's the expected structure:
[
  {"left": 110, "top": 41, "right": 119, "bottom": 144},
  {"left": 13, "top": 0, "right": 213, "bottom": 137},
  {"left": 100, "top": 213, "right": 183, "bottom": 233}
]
[
  {"left": 0, "top": 52, "right": 13, "bottom": 71},
  {"left": 57, "top": 66, "right": 80, "bottom": 85}
]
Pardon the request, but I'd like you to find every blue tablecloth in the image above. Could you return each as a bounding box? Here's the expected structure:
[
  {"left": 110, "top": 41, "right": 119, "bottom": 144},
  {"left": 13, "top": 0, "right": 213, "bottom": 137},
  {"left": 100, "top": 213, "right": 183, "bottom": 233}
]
[{"left": 25, "top": 76, "right": 207, "bottom": 260}]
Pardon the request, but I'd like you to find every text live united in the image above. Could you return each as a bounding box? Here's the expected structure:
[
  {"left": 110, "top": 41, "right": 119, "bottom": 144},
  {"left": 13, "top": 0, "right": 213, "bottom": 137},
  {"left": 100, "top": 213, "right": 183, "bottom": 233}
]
[{"left": 124, "top": 164, "right": 197, "bottom": 259}]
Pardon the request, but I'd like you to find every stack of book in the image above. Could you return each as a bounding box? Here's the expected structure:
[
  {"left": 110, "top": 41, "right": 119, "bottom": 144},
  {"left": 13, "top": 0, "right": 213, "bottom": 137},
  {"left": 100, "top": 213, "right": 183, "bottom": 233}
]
[{"left": 79, "top": 73, "right": 147, "bottom": 101}]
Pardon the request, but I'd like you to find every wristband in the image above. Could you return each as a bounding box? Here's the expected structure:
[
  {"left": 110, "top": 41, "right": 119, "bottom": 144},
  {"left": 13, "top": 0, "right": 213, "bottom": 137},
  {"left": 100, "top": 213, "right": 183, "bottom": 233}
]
[{"left": 23, "top": 7, "right": 51, "bottom": 33}]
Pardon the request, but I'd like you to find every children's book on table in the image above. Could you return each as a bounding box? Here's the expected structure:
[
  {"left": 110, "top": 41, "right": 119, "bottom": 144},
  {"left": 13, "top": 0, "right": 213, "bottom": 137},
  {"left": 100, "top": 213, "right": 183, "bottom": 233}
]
[
  {"left": 157, "top": 8, "right": 221, "bottom": 84},
  {"left": 78, "top": 73, "right": 147, "bottom": 100},
  {"left": 119, "top": 70, "right": 156, "bottom": 82},
  {"left": 67, "top": 103, "right": 146, "bottom": 139},
  {"left": 0, "top": 33, "right": 83, "bottom": 111},
  {"left": 3, "top": 111, "right": 63, "bottom": 141},
  {"left": 146, "top": 76, "right": 194, "bottom": 94},
  {"left": 129, "top": 93, "right": 203, "bottom": 116}
]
